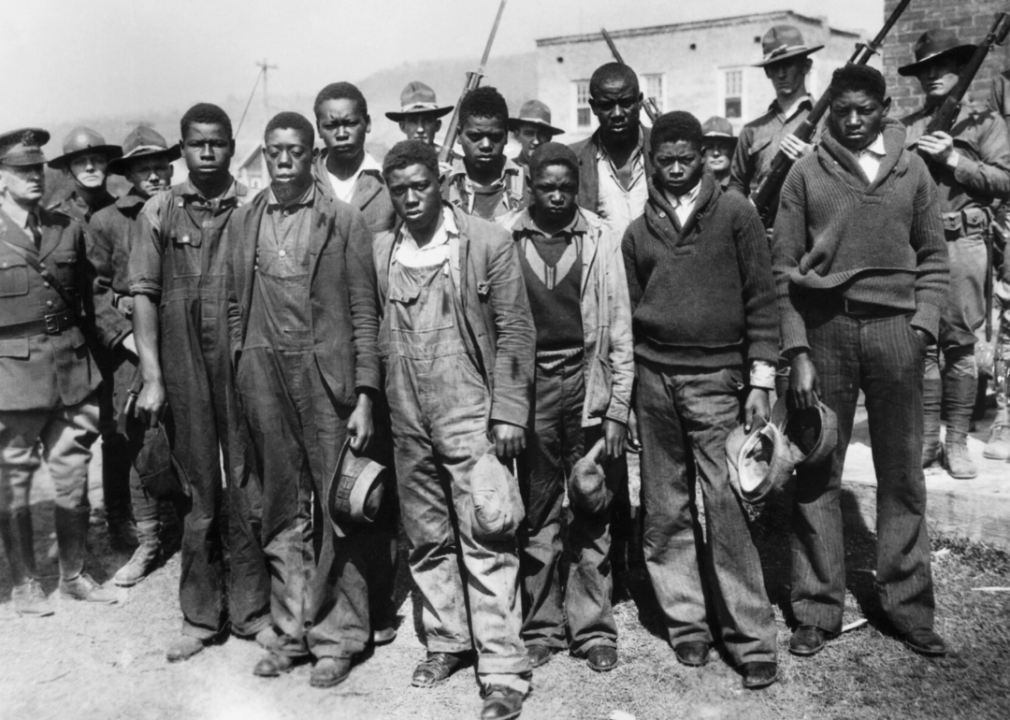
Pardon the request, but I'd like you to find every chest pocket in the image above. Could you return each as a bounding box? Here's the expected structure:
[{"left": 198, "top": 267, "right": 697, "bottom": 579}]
[
  {"left": 169, "top": 229, "right": 204, "bottom": 278},
  {"left": 0, "top": 258, "right": 29, "bottom": 297}
]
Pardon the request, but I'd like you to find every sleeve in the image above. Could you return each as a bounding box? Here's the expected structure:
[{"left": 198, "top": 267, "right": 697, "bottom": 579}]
[
  {"left": 949, "top": 113, "right": 1010, "bottom": 201},
  {"left": 729, "top": 125, "right": 755, "bottom": 196},
  {"left": 734, "top": 198, "right": 780, "bottom": 364},
  {"left": 225, "top": 212, "right": 245, "bottom": 364},
  {"left": 909, "top": 157, "right": 950, "bottom": 340},
  {"left": 128, "top": 194, "right": 166, "bottom": 297},
  {"left": 87, "top": 213, "right": 132, "bottom": 350},
  {"left": 74, "top": 225, "right": 103, "bottom": 351},
  {"left": 770, "top": 165, "right": 811, "bottom": 354},
  {"left": 346, "top": 210, "right": 381, "bottom": 394},
  {"left": 621, "top": 222, "right": 643, "bottom": 311},
  {"left": 603, "top": 225, "right": 634, "bottom": 425}
]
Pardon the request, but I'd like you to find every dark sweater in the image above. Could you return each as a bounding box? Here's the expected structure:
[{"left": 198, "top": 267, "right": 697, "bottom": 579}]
[
  {"left": 622, "top": 174, "right": 779, "bottom": 369},
  {"left": 772, "top": 119, "right": 949, "bottom": 353}
]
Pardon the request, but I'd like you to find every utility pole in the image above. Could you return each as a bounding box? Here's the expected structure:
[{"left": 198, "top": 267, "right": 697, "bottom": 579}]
[{"left": 256, "top": 58, "right": 278, "bottom": 110}]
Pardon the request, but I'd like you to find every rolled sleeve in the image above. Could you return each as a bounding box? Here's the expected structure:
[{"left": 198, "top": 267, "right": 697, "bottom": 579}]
[{"left": 128, "top": 193, "right": 166, "bottom": 297}]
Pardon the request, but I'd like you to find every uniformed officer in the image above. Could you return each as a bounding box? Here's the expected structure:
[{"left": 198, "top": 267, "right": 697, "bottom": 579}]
[
  {"left": 0, "top": 128, "right": 118, "bottom": 615},
  {"left": 508, "top": 100, "right": 565, "bottom": 173},
  {"left": 46, "top": 127, "right": 122, "bottom": 224},
  {"left": 900, "top": 29, "right": 1010, "bottom": 479},
  {"left": 701, "top": 116, "right": 737, "bottom": 190},
  {"left": 129, "top": 103, "right": 272, "bottom": 661},
  {"left": 385, "top": 81, "right": 454, "bottom": 148}
]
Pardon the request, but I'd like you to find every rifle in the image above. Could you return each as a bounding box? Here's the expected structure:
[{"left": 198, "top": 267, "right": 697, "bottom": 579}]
[
  {"left": 438, "top": 0, "right": 509, "bottom": 165},
  {"left": 750, "top": 0, "right": 914, "bottom": 226},
  {"left": 601, "top": 28, "right": 661, "bottom": 122}
]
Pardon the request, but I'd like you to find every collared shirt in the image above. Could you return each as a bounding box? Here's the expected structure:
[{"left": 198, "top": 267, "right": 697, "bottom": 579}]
[
  {"left": 663, "top": 180, "right": 702, "bottom": 227},
  {"left": 445, "top": 157, "right": 525, "bottom": 220},
  {"left": 0, "top": 197, "right": 33, "bottom": 232},
  {"left": 595, "top": 132, "right": 648, "bottom": 238},
  {"left": 512, "top": 210, "right": 587, "bottom": 283},
  {"left": 260, "top": 184, "right": 315, "bottom": 276},
  {"left": 327, "top": 152, "right": 382, "bottom": 204},
  {"left": 394, "top": 207, "right": 458, "bottom": 269},
  {"left": 857, "top": 134, "right": 887, "bottom": 183},
  {"left": 730, "top": 95, "right": 816, "bottom": 196}
]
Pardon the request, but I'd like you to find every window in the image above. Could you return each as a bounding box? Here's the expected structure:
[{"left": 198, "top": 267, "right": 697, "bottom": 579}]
[
  {"left": 575, "top": 80, "right": 592, "bottom": 129},
  {"left": 642, "top": 73, "right": 665, "bottom": 113},
  {"left": 723, "top": 69, "right": 743, "bottom": 119}
]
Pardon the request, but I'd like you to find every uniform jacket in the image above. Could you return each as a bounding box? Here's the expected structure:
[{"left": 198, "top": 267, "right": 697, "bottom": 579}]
[
  {"left": 313, "top": 149, "right": 396, "bottom": 235},
  {"left": 729, "top": 96, "right": 818, "bottom": 197},
  {"left": 569, "top": 127, "right": 653, "bottom": 215},
  {"left": 227, "top": 179, "right": 381, "bottom": 409},
  {"left": 373, "top": 204, "right": 535, "bottom": 428},
  {"left": 498, "top": 207, "right": 633, "bottom": 426},
  {"left": 46, "top": 187, "right": 116, "bottom": 225},
  {"left": 0, "top": 207, "right": 102, "bottom": 410}
]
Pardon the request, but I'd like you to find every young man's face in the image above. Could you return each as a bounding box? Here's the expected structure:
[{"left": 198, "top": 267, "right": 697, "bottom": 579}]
[
  {"left": 0, "top": 163, "right": 46, "bottom": 206},
  {"left": 399, "top": 114, "right": 442, "bottom": 145},
  {"left": 530, "top": 162, "right": 578, "bottom": 226},
  {"left": 180, "top": 122, "right": 234, "bottom": 180},
  {"left": 125, "top": 157, "right": 174, "bottom": 198},
  {"left": 317, "top": 98, "right": 370, "bottom": 160},
  {"left": 589, "top": 78, "right": 643, "bottom": 144},
  {"left": 264, "top": 127, "right": 313, "bottom": 201},
  {"left": 702, "top": 139, "right": 734, "bottom": 174},
  {"left": 916, "top": 58, "right": 961, "bottom": 101},
  {"left": 764, "top": 57, "right": 811, "bottom": 98},
  {"left": 68, "top": 152, "right": 109, "bottom": 190},
  {"left": 515, "top": 124, "right": 552, "bottom": 161},
  {"left": 828, "top": 89, "right": 890, "bottom": 152},
  {"left": 459, "top": 115, "right": 507, "bottom": 171},
  {"left": 386, "top": 162, "right": 442, "bottom": 233},
  {"left": 652, "top": 140, "right": 705, "bottom": 196}
]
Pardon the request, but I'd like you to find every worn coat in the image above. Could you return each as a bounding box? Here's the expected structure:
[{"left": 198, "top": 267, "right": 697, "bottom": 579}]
[
  {"left": 313, "top": 149, "right": 396, "bottom": 235},
  {"left": 569, "top": 127, "right": 653, "bottom": 215}
]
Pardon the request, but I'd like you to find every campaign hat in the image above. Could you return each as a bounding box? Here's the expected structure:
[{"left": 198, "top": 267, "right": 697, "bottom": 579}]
[
  {"left": 701, "top": 116, "right": 738, "bottom": 150},
  {"left": 108, "top": 126, "right": 181, "bottom": 176},
  {"left": 0, "top": 128, "right": 50, "bottom": 167},
  {"left": 770, "top": 396, "right": 838, "bottom": 469},
  {"left": 385, "top": 81, "right": 454, "bottom": 121},
  {"left": 507, "top": 99, "right": 564, "bottom": 135},
  {"left": 898, "top": 29, "right": 977, "bottom": 77},
  {"left": 48, "top": 127, "right": 122, "bottom": 170},
  {"left": 327, "top": 439, "right": 388, "bottom": 538},
  {"left": 753, "top": 25, "right": 824, "bottom": 67}
]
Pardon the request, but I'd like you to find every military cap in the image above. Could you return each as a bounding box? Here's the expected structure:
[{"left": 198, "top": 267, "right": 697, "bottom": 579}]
[
  {"left": 108, "top": 126, "right": 181, "bottom": 176},
  {"left": 48, "top": 127, "right": 122, "bottom": 170},
  {"left": 753, "top": 25, "right": 823, "bottom": 67},
  {"left": 507, "top": 99, "right": 564, "bottom": 135},
  {"left": 701, "top": 116, "right": 738, "bottom": 150},
  {"left": 898, "top": 29, "right": 977, "bottom": 77},
  {"left": 0, "top": 128, "right": 50, "bottom": 167},
  {"left": 385, "top": 81, "right": 454, "bottom": 121}
]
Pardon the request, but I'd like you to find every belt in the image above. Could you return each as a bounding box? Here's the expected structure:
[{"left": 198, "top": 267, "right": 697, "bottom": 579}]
[
  {"left": 0, "top": 308, "right": 77, "bottom": 340},
  {"left": 942, "top": 207, "right": 992, "bottom": 238},
  {"left": 829, "top": 297, "right": 906, "bottom": 318}
]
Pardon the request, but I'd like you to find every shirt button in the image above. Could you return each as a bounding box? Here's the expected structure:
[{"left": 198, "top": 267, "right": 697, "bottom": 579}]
[
  {"left": 47, "top": 300, "right": 54, "bottom": 307},
  {"left": 658, "top": 212, "right": 666, "bottom": 218},
  {"left": 43, "top": 281, "right": 50, "bottom": 288},
  {"left": 203, "top": 220, "right": 213, "bottom": 228},
  {"left": 279, "top": 249, "right": 287, "bottom": 258}
]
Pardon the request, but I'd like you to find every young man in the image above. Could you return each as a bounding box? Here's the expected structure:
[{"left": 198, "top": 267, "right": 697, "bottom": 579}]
[
  {"left": 313, "top": 82, "right": 395, "bottom": 234},
  {"left": 0, "top": 128, "right": 118, "bottom": 614},
  {"left": 443, "top": 86, "right": 526, "bottom": 221},
  {"left": 900, "top": 29, "right": 1010, "bottom": 478},
  {"left": 508, "top": 100, "right": 564, "bottom": 172},
  {"left": 46, "top": 127, "right": 122, "bottom": 223},
  {"left": 498, "top": 143, "right": 632, "bottom": 673},
  {"left": 89, "top": 125, "right": 180, "bottom": 585},
  {"left": 385, "top": 81, "right": 454, "bottom": 147},
  {"left": 701, "top": 116, "right": 737, "bottom": 190},
  {"left": 227, "top": 112, "right": 380, "bottom": 688},
  {"left": 377, "top": 140, "right": 534, "bottom": 720},
  {"left": 129, "top": 103, "right": 272, "bottom": 662},
  {"left": 623, "top": 112, "right": 780, "bottom": 689},
  {"left": 729, "top": 25, "right": 821, "bottom": 199},
  {"left": 774, "top": 64, "right": 949, "bottom": 658}
]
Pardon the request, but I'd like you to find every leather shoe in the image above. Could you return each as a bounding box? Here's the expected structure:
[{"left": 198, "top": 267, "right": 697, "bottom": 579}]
[
  {"left": 741, "top": 661, "right": 778, "bottom": 689},
  {"left": 58, "top": 573, "right": 118, "bottom": 604},
  {"left": 411, "top": 652, "right": 465, "bottom": 687},
  {"left": 674, "top": 641, "right": 710, "bottom": 667},
  {"left": 310, "top": 657, "right": 352, "bottom": 688},
  {"left": 586, "top": 645, "right": 618, "bottom": 672},
  {"left": 789, "top": 625, "right": 829, "bottom": 656},
  {"left": 12, "top": 578, "right": 54, "bottom": 617},
  {"left": 253, "top": 652, "right": 295, "bottom": 677},
  {"left": 902, "top": 628, "right": 947, "bottom": 656},
  {"left": 166, "top": 635, "right": 207, "bottom": 663},
  {"left": 527, "top": 645, "right": 554, "bottom": 669},
  {"left": 481, "top": 686, "right": 524, "bottom": 720},
  {"left": 372, "top": 625, "right": 397, "bottom": 646}
]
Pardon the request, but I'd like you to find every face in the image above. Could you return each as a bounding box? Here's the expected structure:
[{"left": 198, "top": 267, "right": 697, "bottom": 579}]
[
  {"left": 386, "top": 162, "right": 442, "bottom": 232},
  {"left": 180, "top": 122, "right": 234, "bottom": 179},
  {"left": 652, "top": 140, "right": 705, "bottom": 196},
  {"left": 828, "top": 89, "right": 890, "bottom": 152},
  {"left": 399, "top": 114, "right": 442, "bottom": 145},
  {"left": 515, "top": 124, "right": 553, "bottom": 160},
  {"left": 125, "top": 157, "right": 174, "bottom": 198},
  {"left": 317, "top": 98, "right": 370, "bottom": 159},
  {"left": 68, "top": 152, "right": 109, "bottom": 189},
  {"left": 916, "top": 58, "right": 961, "bottom": 100},
  {"left": 459, "top": 115, "right": 507, "bottom": 169},
  {"left": 0, "top": 163, "right": 46, "bottom": 206},
  {"left": 702, "top": 140, "right": 734, "bottom": 174},
  {"left": 264, "top": 128, "right": 314, "bottom": 201},
  {"left": 589, "top": 78, "right": 643, "bottom": 142},
  {"left": 531, "top": 163, "right": 578, "bottom": 225},
  {"left": 764, "top": 57, "right": 812, "bottom": 98}
]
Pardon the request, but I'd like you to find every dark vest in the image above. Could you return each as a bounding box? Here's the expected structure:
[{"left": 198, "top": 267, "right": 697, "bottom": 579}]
[{"left": 518, "top": 238, "right": 583, "bottom": 353}]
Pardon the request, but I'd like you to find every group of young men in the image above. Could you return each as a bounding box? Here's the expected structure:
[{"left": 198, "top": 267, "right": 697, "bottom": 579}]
[{"left": 2, "top": 19, "right": 1009, "bottom": 720}]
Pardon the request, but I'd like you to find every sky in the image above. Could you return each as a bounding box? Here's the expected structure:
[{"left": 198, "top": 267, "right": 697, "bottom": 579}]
[{"left": 4, "top": 0, "right": 884, "bottom": 131}]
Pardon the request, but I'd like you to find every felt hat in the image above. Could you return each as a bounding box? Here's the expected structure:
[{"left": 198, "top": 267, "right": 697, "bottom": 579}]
[
  {"left": 327, "top": 439, "right": 388, "bottom": 538},
  {"left": 48, "top": 127, "right": 122, "bottom": 170},
  {"left": 471, "top": 446, "right": 525, "bottom": 541},
  {"left": 898, "top": 29, "right": 977, "bottom": 77},
  {"left": 385, "top": 81, "right": 454, "bottom": 121},
  {"left": 569, "top": 438, "right": 613, "bottom": 515},
  {"left": 770, "top": 396, "right": 838, "bottom": 469},
  {"left": 701, "top": 116, "right": 738, "bottom": 150},
  {"left": 507, "top": 100, "right": 565, "bottom": 135},
  {"left": 108, "top": 126, "right": 181, "bottom": 176},
  {"left": 0, "top": 128, "right": 50, "bottom": 166},
  {"left": 753, "top": 25, "right": 823, "bottom": 67}
]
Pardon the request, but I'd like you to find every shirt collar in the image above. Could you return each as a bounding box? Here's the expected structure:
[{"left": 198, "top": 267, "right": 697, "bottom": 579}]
[
  {"left": 769, "top": 95, "right": 814, "bottom": 122},
  {"left": 665, "top": 179, "right": 701, "bottom": 208},
  {"left": 516, "top": 207, "right": 588, "bottom": 237},
  {"left": 594, "top": 127, "right": 645, "bottom": 162},
  {"left": 401, "top": 206, "right": 458, "bottom": 249},
  {"left": 267, "top": 182, "right": 315, "bottom": 210},
  {"left": 180, "top": 176, "right": 239, "bottom": 203},
  {"left": 447, "top": 156, "right": 521, "bottom": 184},
  {"left": 861, "top": 133, "right": 886, "bottom": 157},
  {"left": 0, "top": 199, "right": 33, "bottom": 230}
]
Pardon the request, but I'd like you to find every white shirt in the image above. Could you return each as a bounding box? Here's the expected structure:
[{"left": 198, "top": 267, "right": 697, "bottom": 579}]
[
  {"left": 327, "top": 152, "right": 382, "bottom": 204},
  {"left": 393, "top": 207, "right": 458, "bottom": 269},
  {"left": 663, "top": 181, "right": 701, "bottom": 227},
  {"left": 595, "top": 140, "right": 648, "bottom": 238},
  {"left": 857, "top": 134, "right": 886, "bottom": 183}
]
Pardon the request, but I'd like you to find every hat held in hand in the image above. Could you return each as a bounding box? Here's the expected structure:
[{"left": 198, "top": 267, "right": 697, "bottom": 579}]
[
  {"left": 471, "top": 446, "right": 525, "bottom": 541},
  {"left": 770, "top": 396, "right": 838, "bottom": 469},
  {"left": 569, "top": 438, "right": 613, "bottom": 515},
  {"left": 328, "top": 439, "right": 388, "bottom": 538}
]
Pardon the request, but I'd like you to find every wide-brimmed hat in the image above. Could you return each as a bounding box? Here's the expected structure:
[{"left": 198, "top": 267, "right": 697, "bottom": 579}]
[
  {"left": 753, "top": 25, "right": 823, "bottom": 67},
  {"left": 898, "top": 29, "right": 977, "bottom": 77},
  {"left": 327, "top": 439, "right": 388, "bottom": 538},
  {"left": 0, "top": 128, "right": 50, "bottom": 167},
  {"left": 385, "top": 81, "right": 454, "bottom": 121},
  {"left": 770, "top": 396, "right": 838, "bottom": 469},
  {"left": 727, "top": 420, "right": 795, "bottom": 504},
  {"left": 569, "top": 438, "right": 613, "bottom": 515},
  {"left": 507, "top": 99, "right": 564, "bottom": 135},
  {"left": 471, "top": 446, "right": 525, "bottom": 541},
  {"left": 701, "top": 116, "right": 738, "bottom": 150},
  {"left": 48, "top": 127, "right": 122, "bottom": 170},
  {"left": 108, "top": 126, "right": 181, "bottom": 176}
]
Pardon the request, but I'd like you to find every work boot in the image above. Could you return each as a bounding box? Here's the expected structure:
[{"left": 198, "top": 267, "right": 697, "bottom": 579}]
[
  {"left": 921, "top": 377, "right": 942, "bottom": 467},
  {"left": 12, "top": 578, "right": 54, "bottom": 617},
  {"left": 943, "top": 442, "right": 978, "bottom": 480},
  {"left": 59, "top": 572, "right": 118, "bottom": 603},
  {"left": 54, "top": 505, "right": 117, "bottom": 602},
  {"left": 2, "top": 511, "right": 54, "bottom": 617},
  {"left": 984, "top": 423, "right": 1010, "bottom": 461},
  {"left": 107, "top": 516, "right": 139, "bottom": 550},
  {"left": 942, "top": 373, "right": 978, "bottom": 479},
  {"left": 112, "top": 530, "right": 159, "bottom": 588}
]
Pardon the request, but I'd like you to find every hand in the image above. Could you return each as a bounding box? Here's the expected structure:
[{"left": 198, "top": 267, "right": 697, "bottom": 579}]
[
  {"left": 917, "top": 131, "right": 956, "bottom": 165},
  {"left": 121, "top": 333, "right": 138, "bottom": 360},
  {"left": 347, "top": 393, "right": 374, "bottom": 453},
  {"left": 491, "top": 421, "right": 525, "bottom": 460},
  {"left": 779, "top": 133, "right": 813, "bottom": 162},
  {"left": 744, "top": 388, "right": 771, "bottom": 432},
  {"left": 135, "top": 378, "right": 166, "bottom": 429},
  {"left": 602, "top": 419, "right": 627, "bottom": 459},
  {"left": 789, "top": 352, "right": 820, "bottom": 410},
  {"left": 626, "top": 409, "right": 642, "bottom": 453}
]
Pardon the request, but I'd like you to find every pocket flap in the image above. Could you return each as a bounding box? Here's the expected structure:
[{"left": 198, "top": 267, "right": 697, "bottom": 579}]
[
  {"left": 0, "top": 338, "right": 29, "bottom": 358},
  {"left": 389, "top": 281, "right": 422, "bottom": 304}
]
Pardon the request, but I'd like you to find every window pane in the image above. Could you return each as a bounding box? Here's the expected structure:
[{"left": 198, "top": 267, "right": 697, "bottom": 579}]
[
  {"left": 577, "top": 108, "right": 592, "bottom": 128},
  {"left": 725, "top": 70, "right": 742, "bottom": 97},
  {"left": 725, "top": 98, "right": 742, "bottom": 119},
  {"left": 643, "top": 73, "right": 664, "bottom": 112},
  {"left": 576, "top": 80, "right": 590, "bottom": 105}
]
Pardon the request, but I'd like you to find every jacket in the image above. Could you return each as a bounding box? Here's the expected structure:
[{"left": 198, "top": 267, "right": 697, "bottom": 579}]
[
  {"left": 729, "top": 96, "right": 819, "bottom": 197},
  {"left": 313, "top": 149, "right": 396, "bottom": 235},
  {"left": 569, "top": 127, "right": 653, "bottom": 214}
]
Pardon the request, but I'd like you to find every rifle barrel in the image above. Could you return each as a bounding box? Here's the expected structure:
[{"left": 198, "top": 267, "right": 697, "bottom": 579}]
[
  {"left": 601, "top": 28, "right": 658, "bottom": 122},
  {"left": 479, "top": 0, "right": 509, "bottom": 72}
]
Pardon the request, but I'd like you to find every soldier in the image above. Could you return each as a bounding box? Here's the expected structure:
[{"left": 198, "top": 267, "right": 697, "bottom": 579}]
[
  {"left": 88, "top": 125, "right": 181, "bottom": 585},
  {"left": 508, "top": 100, "right": 564, "bottom": 173},
  {"left": 701, "top": 116, "right": 737, "bottom": 190},
  {"left": 385, "top": 81, "right": 454, "bottom": 148},
  {"left": 900, "top": 29, "right": 1010, "bottom": 478},
  {"left": 46, "top": 127, "right": 122, "bottom": 223},
  {"left": 443, "top": 86, "right": 527, "bottom": 221},
  {"left": 729, "top": 25, "right": 822, "bottom": 199},
  {"left": 0, "top": 128, "right": 118, "bottom": 614},
  {"left": 129, "top": 103, "right": 272, "bottom": 661}
]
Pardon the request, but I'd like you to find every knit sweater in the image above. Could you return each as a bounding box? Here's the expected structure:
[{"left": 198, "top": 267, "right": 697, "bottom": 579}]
[
  {"left": 772, "top": 119, "right": 949, "bottom": 353},
  {"left": 622, "top": 173, "right": 779, "bottom": 369}
]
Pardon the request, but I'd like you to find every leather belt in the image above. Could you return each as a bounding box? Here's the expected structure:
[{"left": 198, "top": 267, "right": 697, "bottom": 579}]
[
  {"left": 0, "top": 308, "right": 77, "bottom": 340},
  {"left": 831, "top": 297, "right": 905, "bottom": 318},
  {"left": 942, "top": 207, "right": 992, "bottom": 239}
]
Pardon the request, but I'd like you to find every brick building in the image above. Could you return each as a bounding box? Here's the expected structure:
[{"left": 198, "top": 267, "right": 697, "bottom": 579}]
[
  {"left": 883, "top": 0, "right": 1010, "bottom": 116},
  {"left": 534, "top": 10, "right": 866, "bottom": 141}
]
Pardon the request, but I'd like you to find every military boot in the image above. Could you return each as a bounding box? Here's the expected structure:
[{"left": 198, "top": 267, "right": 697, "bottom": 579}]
[
  {"left": 55, "top": 506, "right": 118, "bottom": 603},
  {"left": 921, "top": 377, "right": 942, "bottom": 468},
  {"left": 113, "top": 521, "right": 160, "bottom": 587},
  {"left": 1, "top": 510, "right": 54, "bottom": 617},
  {"left": 942, "top": 374, "right": 978, "bottom": 480}
]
